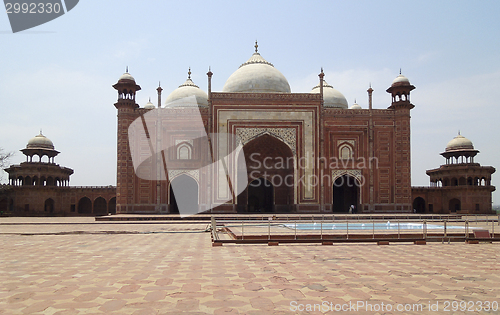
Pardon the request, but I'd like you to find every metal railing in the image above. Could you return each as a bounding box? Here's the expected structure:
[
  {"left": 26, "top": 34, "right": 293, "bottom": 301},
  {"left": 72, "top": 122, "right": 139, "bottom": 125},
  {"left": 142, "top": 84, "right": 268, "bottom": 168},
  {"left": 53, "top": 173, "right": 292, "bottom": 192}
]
[{"left": 210, "top": 215, "right": 500, "bottom": 245}]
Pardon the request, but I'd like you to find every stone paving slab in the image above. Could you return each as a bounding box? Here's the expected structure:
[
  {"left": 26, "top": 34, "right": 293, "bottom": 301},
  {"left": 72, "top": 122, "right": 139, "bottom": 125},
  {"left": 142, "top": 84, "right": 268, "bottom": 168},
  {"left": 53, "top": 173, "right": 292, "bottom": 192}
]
[{"left": 0, "top": 218, "right": 499, "bottom": 314}]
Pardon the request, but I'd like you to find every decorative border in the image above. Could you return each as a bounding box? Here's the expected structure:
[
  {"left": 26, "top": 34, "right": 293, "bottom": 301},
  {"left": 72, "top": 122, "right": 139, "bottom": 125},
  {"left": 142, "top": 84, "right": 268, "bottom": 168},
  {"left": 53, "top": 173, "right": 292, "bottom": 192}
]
[
  {"left": 168, "top": 169, "right": 199, "bottom": 182},
  {"left": 235, "top": 127, "right": 296, "bottom": 155},
  {"left": 332, "top": 169, "right": 362, "bottom": 183}
]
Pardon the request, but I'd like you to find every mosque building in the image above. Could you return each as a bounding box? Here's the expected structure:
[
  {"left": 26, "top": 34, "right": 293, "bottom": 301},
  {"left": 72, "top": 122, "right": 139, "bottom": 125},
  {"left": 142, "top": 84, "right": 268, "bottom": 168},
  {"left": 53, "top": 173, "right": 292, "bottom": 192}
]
[{"left": 0, "top": 44, "right": 495, "bottom": 215}]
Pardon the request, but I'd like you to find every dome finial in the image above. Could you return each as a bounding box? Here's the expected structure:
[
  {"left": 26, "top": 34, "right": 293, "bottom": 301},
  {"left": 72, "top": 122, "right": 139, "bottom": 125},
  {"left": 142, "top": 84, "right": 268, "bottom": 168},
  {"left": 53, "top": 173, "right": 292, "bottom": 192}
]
[
  {"left": 126, "top": 66, "right": 129, "bottom": 73},
  {"left": 354, "top": 98, "right": 357, "bottom": 103},
  {"left": 458, "top": 130, "right": 461, "bottom": 135},
  {"left": 399, "top": 68, "right": 402, "bottom": 75},
  {"left": 188, "top": 67, "right": 191, "bottom": 79},
  {"left": 254, "top": 40, "right": 258, "bottom": 53},
  {"left": 40, "top": 128, "right": 43, "bottom": 135}
]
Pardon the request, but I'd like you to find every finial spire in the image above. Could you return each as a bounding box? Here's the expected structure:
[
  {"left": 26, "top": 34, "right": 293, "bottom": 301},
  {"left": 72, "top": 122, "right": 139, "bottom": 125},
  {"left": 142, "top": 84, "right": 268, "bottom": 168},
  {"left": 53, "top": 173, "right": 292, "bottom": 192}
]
[
  {"left": 188, "top": 67, "right": 191, "bottom": 79},
  {"left": 126, "top": 66, "right": 129, "bottom": 73},
  {"left": 149, "top": 97, "right": 151, "bottom": 102},
  {"left": 40, "top": 128, "right": 43, "bottom": 135},
  {"left": 321, "top": 67, "right": 324, "bottom": 74},
  {"left": 254, "top": 40, "right": 258, "bottom": 53},
  {"left": 354, "top": 98, "right": 357, "bottom": 103},
  {"left": 458, "top": 130, "right": 461, "bottom": 135},
  {"left": 399, "top": 68, "right": 402, "bottom": 75}
]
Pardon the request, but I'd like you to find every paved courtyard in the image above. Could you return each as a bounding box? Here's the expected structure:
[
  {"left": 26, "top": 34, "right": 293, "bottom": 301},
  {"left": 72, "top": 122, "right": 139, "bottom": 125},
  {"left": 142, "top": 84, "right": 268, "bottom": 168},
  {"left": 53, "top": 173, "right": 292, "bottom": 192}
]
[{"left": 1, "top": 217, "right": 499, "bottom": 314}]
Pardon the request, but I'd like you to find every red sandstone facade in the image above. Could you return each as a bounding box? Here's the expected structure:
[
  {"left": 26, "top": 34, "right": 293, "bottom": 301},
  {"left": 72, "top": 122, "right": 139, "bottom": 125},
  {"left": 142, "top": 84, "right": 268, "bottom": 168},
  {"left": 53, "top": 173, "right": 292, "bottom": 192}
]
[{"left": 112, "top": 49, "right": 417, "bottom": 214}]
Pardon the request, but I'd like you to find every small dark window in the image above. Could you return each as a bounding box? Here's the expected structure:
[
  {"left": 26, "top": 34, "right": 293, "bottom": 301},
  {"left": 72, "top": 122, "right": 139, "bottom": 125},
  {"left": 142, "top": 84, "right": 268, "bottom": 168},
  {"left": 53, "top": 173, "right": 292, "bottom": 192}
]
[{"left": 70, "top": 204, "right": 76, "bottom": 212}]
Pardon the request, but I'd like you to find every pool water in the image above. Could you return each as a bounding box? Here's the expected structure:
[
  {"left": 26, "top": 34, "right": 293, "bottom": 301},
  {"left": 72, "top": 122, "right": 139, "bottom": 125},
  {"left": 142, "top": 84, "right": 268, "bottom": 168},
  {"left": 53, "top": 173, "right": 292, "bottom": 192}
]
[{"left": 283, "top": 222, "right": 468, "bottom": 230}]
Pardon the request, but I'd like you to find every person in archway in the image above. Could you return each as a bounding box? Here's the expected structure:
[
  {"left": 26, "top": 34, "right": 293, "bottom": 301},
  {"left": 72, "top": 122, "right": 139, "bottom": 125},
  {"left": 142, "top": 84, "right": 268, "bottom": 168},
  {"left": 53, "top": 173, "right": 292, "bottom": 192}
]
[{"left": 349, "top": 204, "right": 354, "bottom": 214}]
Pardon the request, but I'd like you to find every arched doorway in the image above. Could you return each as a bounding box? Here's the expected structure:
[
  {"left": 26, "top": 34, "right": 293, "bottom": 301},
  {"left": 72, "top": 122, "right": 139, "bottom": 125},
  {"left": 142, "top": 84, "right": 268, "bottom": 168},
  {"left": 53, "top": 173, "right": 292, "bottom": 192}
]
[
  {"left": 247, "top": 178, "right": 274, "bottom": 212},
  {"left": 332, "top": 175, "right": 359, "bottom": 213},
  {"left": 44, "top": 198, "right": 55, "bottom": 213},
  {"left": 449, "top": 198, "right": 461, "bottom": 212},
  {"left": 93, "top": 197, "right": 107, "bottom": 215},
  {"left": 169, "top": 175, "right": 199, "bottom": 215},
  {"left": 108, "top": 197, "right": 116, "bottom": 214},
  {"left": 78, "top": 197, "right": 92, "bottom": 214},
  {"left": 413, "top": 197, "right": 426, "bottom": 213},
  {"left": 238, "top": 134, "right": 294, "bottom": 213}
]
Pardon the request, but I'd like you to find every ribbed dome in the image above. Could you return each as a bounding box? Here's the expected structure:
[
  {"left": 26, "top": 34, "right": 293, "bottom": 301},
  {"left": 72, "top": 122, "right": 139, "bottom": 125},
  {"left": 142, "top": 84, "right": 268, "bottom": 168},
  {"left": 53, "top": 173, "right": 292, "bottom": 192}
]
[
  {"left": 222, "top": 50, "right": 291, "bottom": 93},
  {"left": 165, "top": 75, "right": 208, "bottom": 108},
  {"left": 446, "top": 134, "right": 474, "bottom": 152},
  {"left": 27, "top": 132, "right": 54, "bottom": 150},
  {"left": 311, "top": 81, "right": 348, "bottom": 108}
]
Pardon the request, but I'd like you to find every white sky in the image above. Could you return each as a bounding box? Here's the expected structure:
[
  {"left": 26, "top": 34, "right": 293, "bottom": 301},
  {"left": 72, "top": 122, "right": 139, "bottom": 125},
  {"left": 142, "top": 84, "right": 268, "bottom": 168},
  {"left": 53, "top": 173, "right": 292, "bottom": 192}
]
[{"left": 1, "top": 1, "right": 499, "bottom": 204}]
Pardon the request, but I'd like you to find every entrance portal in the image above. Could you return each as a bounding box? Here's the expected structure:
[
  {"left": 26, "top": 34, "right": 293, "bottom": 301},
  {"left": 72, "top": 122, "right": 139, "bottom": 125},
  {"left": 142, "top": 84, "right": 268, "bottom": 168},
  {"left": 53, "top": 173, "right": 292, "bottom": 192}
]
[
  {"left": 332, "top": 175, "right": 358, "bottom": 213},
  {"left": 449, "top": 198, "right": 461, "bottom": 213},
  {"left": 247, "top": 178, "right": 274, "bottom": 213}
]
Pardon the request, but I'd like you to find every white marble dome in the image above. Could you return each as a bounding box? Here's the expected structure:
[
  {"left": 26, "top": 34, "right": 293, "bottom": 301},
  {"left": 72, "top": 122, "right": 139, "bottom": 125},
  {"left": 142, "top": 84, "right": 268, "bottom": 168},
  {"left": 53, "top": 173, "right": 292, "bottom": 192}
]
[
  {"left": 445, "top": 134, "right": 474, "bottom": 152},
  {"left": 118, "top": 72, "right": 135, "bottom": 82},
  {"left": 391, "top": 74, "right": 411, "bottom": 87},
  {"left": 165, "top": 75, "right": 208, "bottom": 108},
  {"left": 311, "top": 81, "right": 348, "bottom": 109},
  {"left": 222, "top": 50, "right": 291, "bottom": 93},
  {"left": 144, "top": 100, "right": 155, "bottom": 109},
  {"left": 350, "top": 102, "right": 362, "bottom": 109},
  {"left": 27, "top": 132, "right": 54, "bottom": 150}
]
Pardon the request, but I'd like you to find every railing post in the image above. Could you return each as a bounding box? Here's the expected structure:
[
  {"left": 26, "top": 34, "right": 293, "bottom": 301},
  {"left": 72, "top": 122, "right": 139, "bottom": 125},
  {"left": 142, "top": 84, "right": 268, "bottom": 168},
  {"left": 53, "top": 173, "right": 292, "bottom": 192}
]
[
  {"left": 398, "top": 220, "right": 400, "bottom": 239},
  {"left": 268, "top": 217, "right": 271, "bottom": 240},
  {"left": 372, "top": 219, "right": 375, "bottom": 239},
  {"left": 423, "top": 220, "right": 427, "bottom": 239},
  {"left": 465, "top": 220, "right": 469, "bottom": 240},
  {"left": 321, "top": 218, "right": 323, "bottom": 240},
  {"left": 346, "top": 220, "right": 349, "bottom": 240},
  {"left": 242, "top": 220, "right": 244, "bottom": 240},
  {"left": 295, "top": 220, "right": 297, "bottom": 240}
]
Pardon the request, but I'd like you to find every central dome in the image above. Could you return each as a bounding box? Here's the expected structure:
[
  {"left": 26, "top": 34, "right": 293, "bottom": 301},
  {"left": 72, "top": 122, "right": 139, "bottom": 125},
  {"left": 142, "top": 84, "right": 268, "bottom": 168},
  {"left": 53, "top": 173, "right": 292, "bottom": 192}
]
[{"left": 222, "top": 45, "right": 291, "bottom": 93}]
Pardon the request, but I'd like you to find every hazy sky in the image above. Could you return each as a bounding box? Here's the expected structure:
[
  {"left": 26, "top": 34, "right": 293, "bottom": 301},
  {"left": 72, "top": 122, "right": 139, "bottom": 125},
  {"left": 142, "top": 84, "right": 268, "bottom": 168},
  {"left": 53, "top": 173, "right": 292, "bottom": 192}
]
[{"left": 1, "top": 1, "right": 499, "bottom": 203}]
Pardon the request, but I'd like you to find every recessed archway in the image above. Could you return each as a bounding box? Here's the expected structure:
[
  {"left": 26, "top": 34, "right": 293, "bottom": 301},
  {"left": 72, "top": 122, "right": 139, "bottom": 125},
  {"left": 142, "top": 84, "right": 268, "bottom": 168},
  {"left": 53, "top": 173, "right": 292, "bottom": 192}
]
[
  {"left": 238, "top": 134, "right": 294, "bottom": 213},
  {"left": 332, "top": 175, "right": 359, "bottom": 213},
  {"left": 44, "top": 198, "right": 55, "bottom": 213},
  {"left": 413, "top": 197, "right": 426, "bottom": 213},
  {"left": 78, "top": 197, "right": 92, "bottom": 214},
  {"left": 247, "top": 178, "right": 274, "bottom": 213},
  {"left": 169, "top": 175, "right": 199, "bottom": 215},
  {"left": 449, "top": 198, "right": 461, "bottom": 213},
  {"left": 93, "top": 197, "right": 107, "bottom": 215}
]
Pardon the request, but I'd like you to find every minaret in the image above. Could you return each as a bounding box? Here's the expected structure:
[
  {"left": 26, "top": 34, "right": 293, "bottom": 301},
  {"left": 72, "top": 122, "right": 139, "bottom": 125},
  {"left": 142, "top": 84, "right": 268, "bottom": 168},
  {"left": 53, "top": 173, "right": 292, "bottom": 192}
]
[
  {"left": 112, "top": 69, "right": 141, "bottom": 213},
  {"left": 386, "top": 71, "right": 415, "bottom": 210}
]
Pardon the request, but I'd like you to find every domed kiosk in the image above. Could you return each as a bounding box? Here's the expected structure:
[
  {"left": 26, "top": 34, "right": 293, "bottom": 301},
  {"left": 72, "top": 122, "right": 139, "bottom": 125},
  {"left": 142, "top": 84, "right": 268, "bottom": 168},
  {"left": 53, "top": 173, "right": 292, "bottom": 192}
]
[{"left": 412, "top": 133, "right": 495, "bottom": 214}]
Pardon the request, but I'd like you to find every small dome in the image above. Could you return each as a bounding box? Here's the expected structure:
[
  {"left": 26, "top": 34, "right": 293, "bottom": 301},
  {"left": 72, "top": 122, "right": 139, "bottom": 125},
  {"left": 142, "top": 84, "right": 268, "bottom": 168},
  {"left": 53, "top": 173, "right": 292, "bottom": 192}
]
[
  {"left": 27, "top": 132, "right": 54, "bottom": 150},
  {"left": 311, "top": 81, "right": 348, "bottom": 109},
  {"left": 445, "top": 134, "right": 474, "bottom": 152},
  {"left": 391, "top": 74, "right": 411, "bottom": 87},
  {"left": 165, "top": 75, "right": 208, "bottom": 108},
  {"left": 222, "top": 47, "right": 291, "bottom": 93},
  {"left": 144, "top": 100, "right": 155, "bottom": 109},
  {"left": 350, "top": 102, "right": 362, "bottom": 109},
  {"left": 118, "top": 72, "right": 135, "bottom": 82}
]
